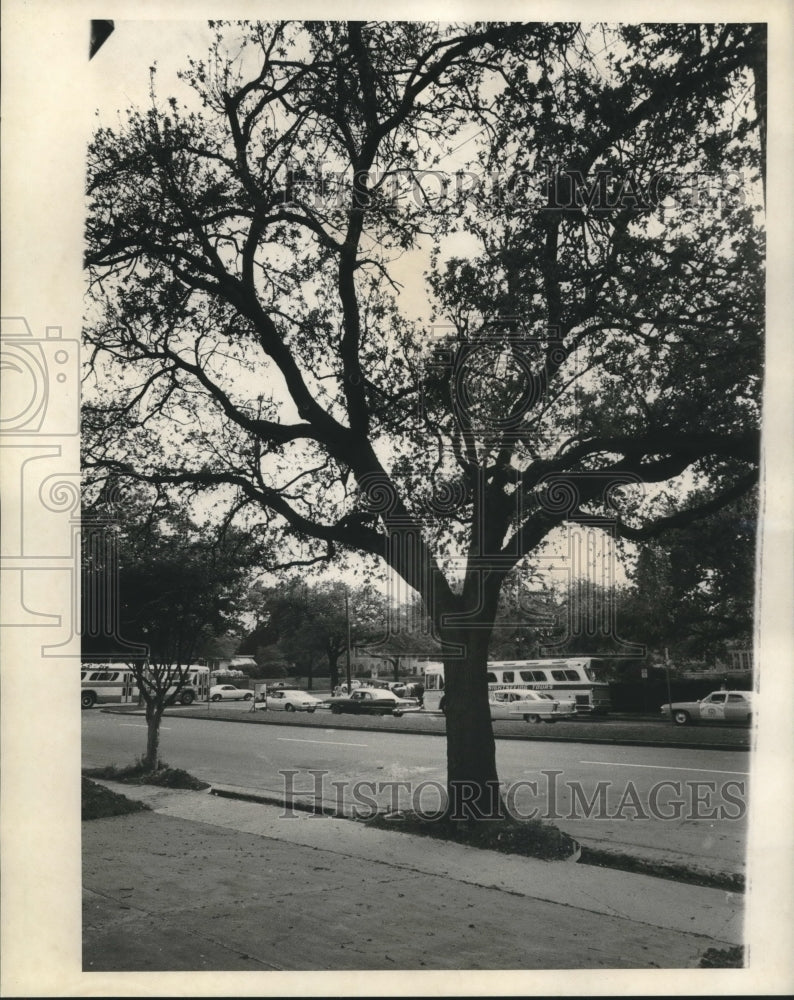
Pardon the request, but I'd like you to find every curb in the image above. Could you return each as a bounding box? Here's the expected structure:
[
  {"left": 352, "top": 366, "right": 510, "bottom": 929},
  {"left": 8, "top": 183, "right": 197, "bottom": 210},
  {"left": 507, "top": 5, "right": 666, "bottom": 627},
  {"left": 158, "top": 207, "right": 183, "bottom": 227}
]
[
  {"left": 101, "top": 706, "right": 750, "bottom": 752},
  {"left": 577, "top": 844, "right": 745, "bottom": 894},
  {"left": 210, "top": 785, "right": 341, "bottom": 816}
]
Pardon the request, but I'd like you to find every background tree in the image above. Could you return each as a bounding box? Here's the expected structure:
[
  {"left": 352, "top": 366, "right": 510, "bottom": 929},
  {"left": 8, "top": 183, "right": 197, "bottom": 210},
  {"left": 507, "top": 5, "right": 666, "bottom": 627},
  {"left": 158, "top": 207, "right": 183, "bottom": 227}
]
[
  {"left": 360, "top": 611, "right": 444, "bottom": 683},
  {"left": 245, "top": 579, "right": 384, "bottom": 689},
  {"left": 84, "top": 22, "right": 764, "bottom": 817},
  {"left": 486, "top": 576, "right": 562, "bottom": 660},
  {"left": 618, "top": 489, "right": 757, "bottom": 663},
  {"left": 201, "top": 631, "right": 244, "bottom": 664}
]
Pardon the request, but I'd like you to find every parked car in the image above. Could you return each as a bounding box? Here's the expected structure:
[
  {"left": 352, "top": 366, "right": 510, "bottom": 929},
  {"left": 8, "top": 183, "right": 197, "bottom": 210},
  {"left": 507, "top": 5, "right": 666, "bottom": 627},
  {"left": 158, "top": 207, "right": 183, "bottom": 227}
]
[
  {"left": 328, "top": 687, "right": 419, "bottom": 716},
  {"left": 263, "top": 689, "right": 322, "bottom": 713},
  {"left": 489, "top": 689, "right": 576, "bottom": 723},
  {"left": 660, "top": 690, "right": 753, "bottom": 726},
  {"left": 365, "top": 679, "right": 409, "bottom": 698},
  {"left": 332, "top": 680, "right": 364, "bottom": 696},
  {"left": 209, "top": 684, "right": 254, "bottom": 702}
]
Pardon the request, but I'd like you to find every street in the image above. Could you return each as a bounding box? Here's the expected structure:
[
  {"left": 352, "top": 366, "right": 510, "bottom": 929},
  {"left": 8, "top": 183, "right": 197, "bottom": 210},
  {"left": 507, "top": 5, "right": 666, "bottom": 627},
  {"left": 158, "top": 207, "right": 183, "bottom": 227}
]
[{"left": 82, "top": 709, "right": 749, "bottom": 876}]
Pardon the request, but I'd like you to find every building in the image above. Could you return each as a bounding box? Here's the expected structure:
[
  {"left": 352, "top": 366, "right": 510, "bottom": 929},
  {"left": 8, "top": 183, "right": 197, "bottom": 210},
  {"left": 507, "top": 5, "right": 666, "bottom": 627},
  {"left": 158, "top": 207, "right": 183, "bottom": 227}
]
[
  {"left": 727, "top": 644, "right": 753, "bottom": 673},
  {"left": 350, "top": 653, "right": 434, "bottom": 678}
]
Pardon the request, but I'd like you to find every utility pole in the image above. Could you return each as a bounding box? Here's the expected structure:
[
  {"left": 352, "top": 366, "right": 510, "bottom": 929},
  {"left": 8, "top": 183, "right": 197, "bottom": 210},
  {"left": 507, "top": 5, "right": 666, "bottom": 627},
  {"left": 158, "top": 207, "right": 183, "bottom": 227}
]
[
  {"left": 664, "top": 646, "right": 674, "bottom": 726},
  {"left": 345, "top": 587, "right": 352, "bottom": 693}
]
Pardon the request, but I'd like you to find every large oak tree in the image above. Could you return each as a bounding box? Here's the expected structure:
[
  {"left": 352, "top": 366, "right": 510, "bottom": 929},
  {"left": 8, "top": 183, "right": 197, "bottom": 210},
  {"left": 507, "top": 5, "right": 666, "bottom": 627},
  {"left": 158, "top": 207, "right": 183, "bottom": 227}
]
[{"left": 84, "top": 22, "right": 764, "bottom": 817}]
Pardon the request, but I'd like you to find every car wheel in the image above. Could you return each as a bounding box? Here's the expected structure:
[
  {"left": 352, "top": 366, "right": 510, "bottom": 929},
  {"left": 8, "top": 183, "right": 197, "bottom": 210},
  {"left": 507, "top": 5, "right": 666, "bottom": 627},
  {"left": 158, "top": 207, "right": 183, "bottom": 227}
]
[
  {"left": 673, "top": 710, "right": 690, "bottom": 726},
  {"left": 525, "top": 714, "right": 541, "bottom": 724},
  {"left": 180, "top": 690, "right": 195, "bottom": 705},
  {"left": 331, "top": 705, "right": 342, "bottom": 714},
  {"left": 307, "top": 708, "right": 315, "bottom": 713},
  {"left": 243, "top": 693, "right": 253, "bottom": 700},
  {"left": 211, "top": 694, "right": 222, "bottom": 702},
  {"left": 81, "top": 691, "right": 96, "bottom": 709},
  {"left": 285, "top": 703, "right": 295, "bottom": 712}
]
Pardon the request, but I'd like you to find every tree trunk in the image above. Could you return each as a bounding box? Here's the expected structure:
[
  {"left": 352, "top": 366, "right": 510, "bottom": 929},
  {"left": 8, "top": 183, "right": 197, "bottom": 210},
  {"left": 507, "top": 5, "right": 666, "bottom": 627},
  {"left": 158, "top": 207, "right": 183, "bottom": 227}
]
[
  {"left": 143, "top": 704, "right": 162, "bottom": 771},
  {"left": 443, "top": 623, "right": 502, "bottom": 819}
]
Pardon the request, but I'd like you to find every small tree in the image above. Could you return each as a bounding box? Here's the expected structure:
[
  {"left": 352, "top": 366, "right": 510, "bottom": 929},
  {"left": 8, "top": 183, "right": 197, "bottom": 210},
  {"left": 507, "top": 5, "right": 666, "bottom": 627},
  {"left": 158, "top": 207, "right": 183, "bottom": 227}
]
[{"left": 83, "top": 496, "right": 254, "bottom": 769}]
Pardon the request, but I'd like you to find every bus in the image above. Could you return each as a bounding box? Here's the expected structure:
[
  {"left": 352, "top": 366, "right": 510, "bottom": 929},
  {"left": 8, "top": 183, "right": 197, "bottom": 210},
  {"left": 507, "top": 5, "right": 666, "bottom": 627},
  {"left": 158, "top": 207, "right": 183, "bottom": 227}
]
[
  {"left": 422, "top": 658, "right": 610, "bottom": 715},
  {"left": 80, "top": 664, "right": 210, "bottom": 709}
]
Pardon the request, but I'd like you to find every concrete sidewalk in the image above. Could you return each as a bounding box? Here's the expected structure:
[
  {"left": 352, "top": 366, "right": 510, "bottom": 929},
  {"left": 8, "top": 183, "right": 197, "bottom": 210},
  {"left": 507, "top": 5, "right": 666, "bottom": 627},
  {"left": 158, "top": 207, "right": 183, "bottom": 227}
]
[{"left": 83, "top": 781, "right": 743, "bottom": 971}]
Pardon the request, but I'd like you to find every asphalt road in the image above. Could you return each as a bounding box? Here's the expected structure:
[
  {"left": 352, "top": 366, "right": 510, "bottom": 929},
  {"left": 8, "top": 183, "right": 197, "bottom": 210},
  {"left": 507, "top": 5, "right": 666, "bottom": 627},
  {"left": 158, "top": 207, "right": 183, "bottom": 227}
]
[{"left": 82, "top": 709, "right": 750, "bottom": 877}]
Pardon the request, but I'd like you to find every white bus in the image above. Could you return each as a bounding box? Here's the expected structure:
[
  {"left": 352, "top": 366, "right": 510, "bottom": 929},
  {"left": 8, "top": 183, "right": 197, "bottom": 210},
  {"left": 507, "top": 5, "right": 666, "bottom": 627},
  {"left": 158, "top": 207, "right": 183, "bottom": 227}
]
[
  {"left": 80, "top": 664, "right": 210, "bottom": 709},
  {"left": 422, "top": 658, "right": 611, "bottom": 715}
]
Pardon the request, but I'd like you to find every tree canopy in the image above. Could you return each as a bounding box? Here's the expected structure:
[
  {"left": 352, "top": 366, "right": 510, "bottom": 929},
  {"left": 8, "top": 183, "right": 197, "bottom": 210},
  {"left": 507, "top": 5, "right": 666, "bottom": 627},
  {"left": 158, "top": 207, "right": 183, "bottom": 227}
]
[
  {"left": 616, "top": 488, "right": 757, "bottom": 662},
  {"left": 84, "top": 21, "right": 764, "bottom": 815}
]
